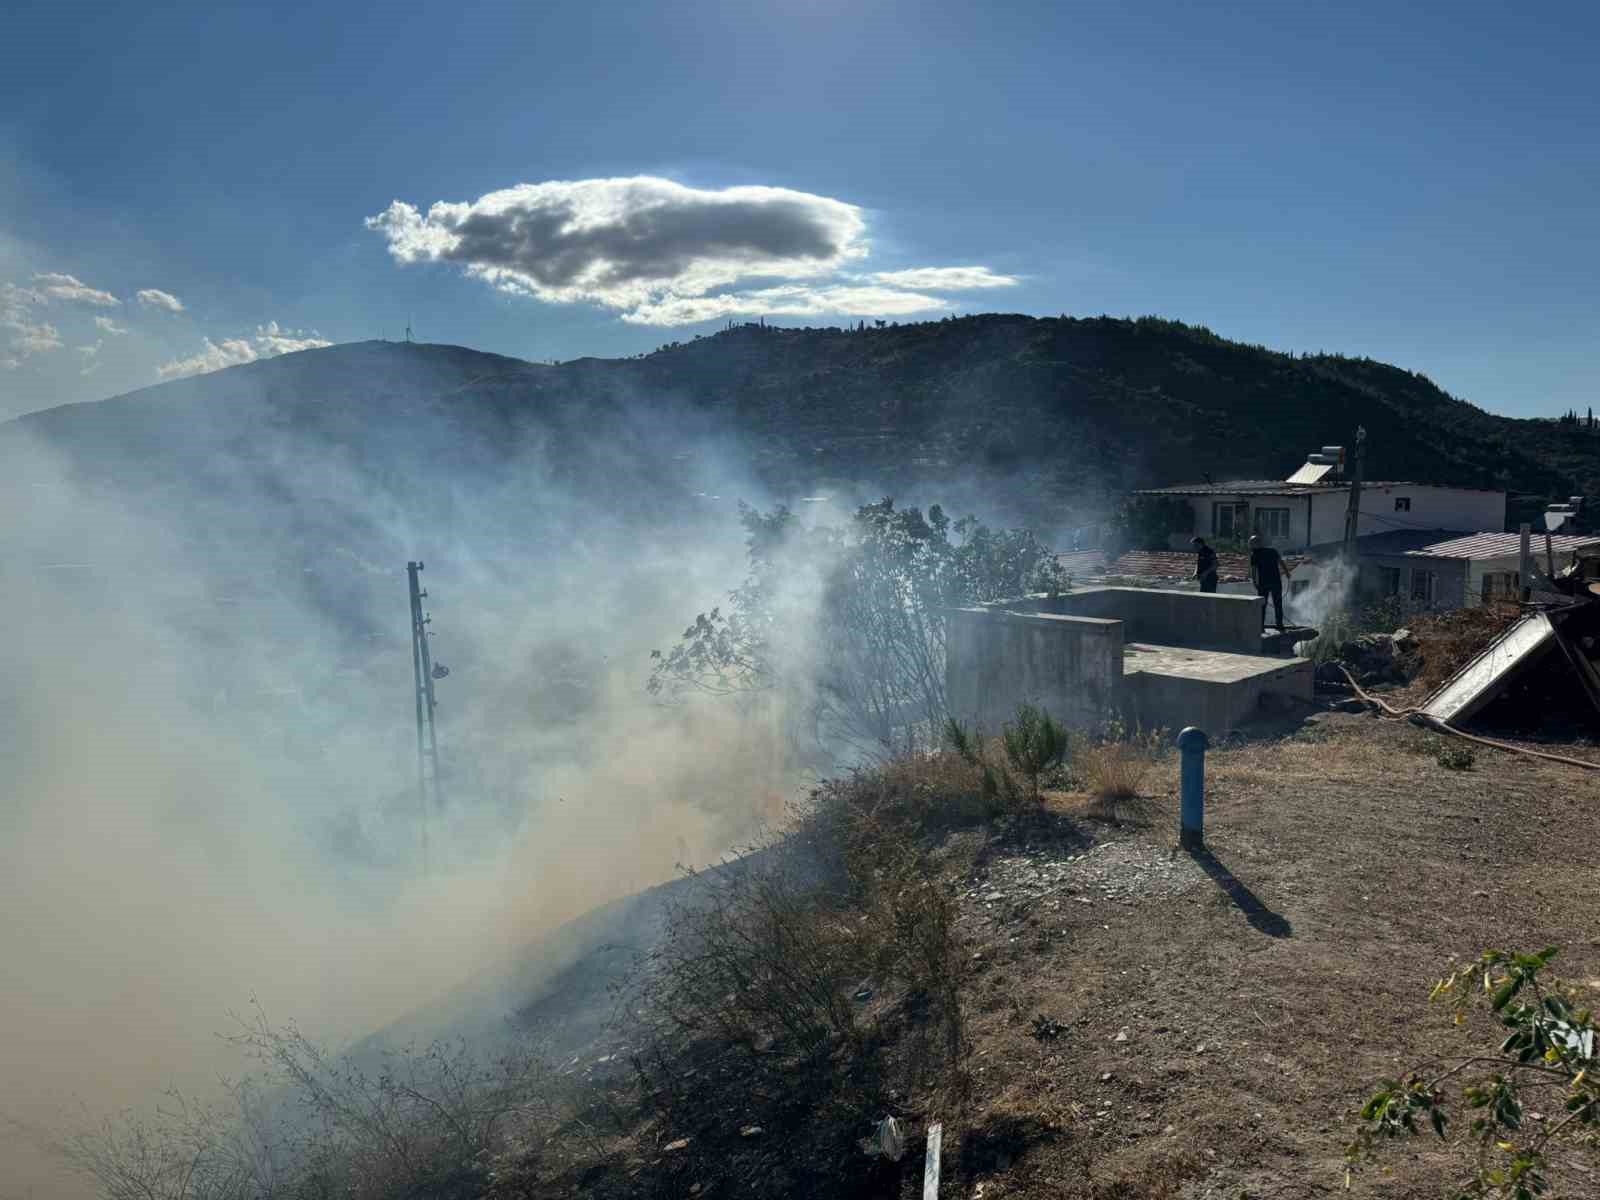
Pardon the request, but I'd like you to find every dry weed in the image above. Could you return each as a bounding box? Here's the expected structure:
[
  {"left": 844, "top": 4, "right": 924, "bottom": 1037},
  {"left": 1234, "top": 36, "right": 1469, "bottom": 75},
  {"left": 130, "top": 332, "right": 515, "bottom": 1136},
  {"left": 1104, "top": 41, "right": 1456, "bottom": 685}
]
[{"left": 1408, "top": 602, "right": 1522, "bottom": 689}]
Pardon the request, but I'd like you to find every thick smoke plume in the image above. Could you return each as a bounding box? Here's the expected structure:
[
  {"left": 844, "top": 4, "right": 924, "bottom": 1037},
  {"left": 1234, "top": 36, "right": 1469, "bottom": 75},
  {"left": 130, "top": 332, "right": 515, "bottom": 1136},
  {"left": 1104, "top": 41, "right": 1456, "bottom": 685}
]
[{"left": 0, "top": 393, "right": 797, "bottom": 1193}]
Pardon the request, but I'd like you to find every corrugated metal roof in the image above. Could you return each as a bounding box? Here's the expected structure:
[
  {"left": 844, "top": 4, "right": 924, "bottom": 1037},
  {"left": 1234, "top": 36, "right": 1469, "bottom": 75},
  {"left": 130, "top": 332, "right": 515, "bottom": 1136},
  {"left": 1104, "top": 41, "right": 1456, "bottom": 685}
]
[
  {"left": 1134, "top": 480, "right": 1502, "bottom": 497},
  {"left": 1325, "top": 529, "right": 1600, "bottom": 560},
  {"left": 1135, "top": 480, "right": 1326, "bottom": 496}
]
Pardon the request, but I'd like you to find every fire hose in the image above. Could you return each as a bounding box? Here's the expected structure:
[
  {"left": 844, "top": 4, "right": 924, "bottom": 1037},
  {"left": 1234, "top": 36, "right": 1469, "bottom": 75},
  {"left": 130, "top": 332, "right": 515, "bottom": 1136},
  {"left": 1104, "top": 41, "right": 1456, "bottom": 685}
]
[{"left": 1336, "top": 665, "right": 1600, "bottom": 774}]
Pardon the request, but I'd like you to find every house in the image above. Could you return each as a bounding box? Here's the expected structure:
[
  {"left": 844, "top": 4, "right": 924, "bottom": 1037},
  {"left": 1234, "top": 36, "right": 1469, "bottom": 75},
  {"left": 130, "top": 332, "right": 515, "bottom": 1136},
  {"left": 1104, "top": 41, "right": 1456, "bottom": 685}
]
[
  {"left": 1322, "top": 529, "right": 1600, "bottom": 609},
  {"left": 1133, "top": 448, "right": 1506, "bottom": 555}
]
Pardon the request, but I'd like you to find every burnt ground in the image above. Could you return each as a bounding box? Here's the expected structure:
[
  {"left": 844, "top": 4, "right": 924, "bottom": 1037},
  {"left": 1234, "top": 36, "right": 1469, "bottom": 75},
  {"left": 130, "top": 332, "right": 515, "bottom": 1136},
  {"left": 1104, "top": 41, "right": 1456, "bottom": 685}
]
[
  {"left": 499, "top": 707, "right": 1600, "bottom": 1198},
  {"left": 944, "top": 710, "right": 1600, "bottom": 1198}
]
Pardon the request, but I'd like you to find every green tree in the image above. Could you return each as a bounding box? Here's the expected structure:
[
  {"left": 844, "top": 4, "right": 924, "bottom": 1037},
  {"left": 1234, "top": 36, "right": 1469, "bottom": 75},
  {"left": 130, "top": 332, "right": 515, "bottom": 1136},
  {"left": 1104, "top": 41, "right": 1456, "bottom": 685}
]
[
  {"left": 650, "top": 499, "right": 1064, "bottom": 760},
  {"left": 1109, "top": 494, "right": 1192, "bottom": 552}
]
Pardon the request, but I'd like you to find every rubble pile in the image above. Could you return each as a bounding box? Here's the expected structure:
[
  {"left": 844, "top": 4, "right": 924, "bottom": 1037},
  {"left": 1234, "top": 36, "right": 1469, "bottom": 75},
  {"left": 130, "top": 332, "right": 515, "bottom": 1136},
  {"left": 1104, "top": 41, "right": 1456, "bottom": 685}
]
[{"left": 1313, "top": 628, "right": 1419, "bottom": 688}]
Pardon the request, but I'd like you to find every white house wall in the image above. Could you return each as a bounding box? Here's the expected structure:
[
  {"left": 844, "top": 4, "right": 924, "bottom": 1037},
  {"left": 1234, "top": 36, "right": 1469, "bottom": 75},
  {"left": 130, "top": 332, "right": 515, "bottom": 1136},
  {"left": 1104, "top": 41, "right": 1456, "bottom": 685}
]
[
  {"left": 1171, "top": 486, "right": 1506, "bottom": 552},
  {"left": 1347, "top": 485, "right": 1506, "bottom": 543}
]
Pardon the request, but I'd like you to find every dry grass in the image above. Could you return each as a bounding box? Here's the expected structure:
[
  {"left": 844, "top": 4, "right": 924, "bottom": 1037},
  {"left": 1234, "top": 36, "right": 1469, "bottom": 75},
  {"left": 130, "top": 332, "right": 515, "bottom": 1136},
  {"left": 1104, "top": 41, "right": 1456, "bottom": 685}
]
[
  {"left": 1407, "top": 600, "right": 1523, "bottom": 689},
  {"left": 945, "top": 711, "right": 1600, "bottom": 1199},
  {"left": 1079, "top": 741, "right": 1153, "bottom": 803},
  {"left": 1070, "top": 724, "right": 1168, "bottom": 818}
]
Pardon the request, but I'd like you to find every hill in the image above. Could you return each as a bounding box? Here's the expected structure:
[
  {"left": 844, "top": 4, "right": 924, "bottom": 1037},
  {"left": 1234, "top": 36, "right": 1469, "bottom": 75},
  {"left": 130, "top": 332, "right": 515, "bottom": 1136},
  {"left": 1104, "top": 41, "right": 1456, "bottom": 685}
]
[{"left": 5, "top": 315, "right": 1596, "bottom": 539}]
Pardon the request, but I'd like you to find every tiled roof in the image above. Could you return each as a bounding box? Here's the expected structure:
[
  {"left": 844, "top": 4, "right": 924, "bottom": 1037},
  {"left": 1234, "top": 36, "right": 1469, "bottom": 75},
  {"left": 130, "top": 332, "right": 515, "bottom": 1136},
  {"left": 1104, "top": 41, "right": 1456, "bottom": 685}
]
[{"left": 1056, "top": 548, "right": 1303, "bottom": 583}]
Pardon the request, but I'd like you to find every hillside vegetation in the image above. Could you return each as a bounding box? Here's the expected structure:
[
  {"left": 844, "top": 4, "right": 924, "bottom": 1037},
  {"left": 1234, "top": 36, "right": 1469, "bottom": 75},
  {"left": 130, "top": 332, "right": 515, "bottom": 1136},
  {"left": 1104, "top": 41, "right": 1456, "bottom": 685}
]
[{"left": 6, "top": 315, "right": 1598, "bottom": 537}]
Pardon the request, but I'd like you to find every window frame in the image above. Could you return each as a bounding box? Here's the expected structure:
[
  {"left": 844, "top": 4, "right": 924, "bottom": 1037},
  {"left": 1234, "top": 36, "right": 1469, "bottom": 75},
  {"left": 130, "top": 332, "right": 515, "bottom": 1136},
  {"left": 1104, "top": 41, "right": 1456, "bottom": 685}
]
[
  {"left": 1254, "top": 506, "right": 1292, "bottom": 540},
  {"left": 1212, "top": 501, "right": 1248, "bottom": 539}
]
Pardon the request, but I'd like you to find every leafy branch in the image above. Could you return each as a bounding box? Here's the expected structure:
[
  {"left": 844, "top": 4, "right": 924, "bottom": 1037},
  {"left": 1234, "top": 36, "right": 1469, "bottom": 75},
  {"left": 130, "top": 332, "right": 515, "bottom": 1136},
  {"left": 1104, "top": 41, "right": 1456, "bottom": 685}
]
[{"left": 1348, "top": 948, "right": 1599, "bottom": 1199}]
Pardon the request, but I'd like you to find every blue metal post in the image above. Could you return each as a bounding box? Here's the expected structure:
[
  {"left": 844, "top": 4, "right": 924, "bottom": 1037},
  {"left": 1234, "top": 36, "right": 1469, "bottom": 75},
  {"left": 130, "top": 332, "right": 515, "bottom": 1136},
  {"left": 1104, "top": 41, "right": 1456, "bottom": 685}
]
[{"left": 1177, "top": 726, "right": 1208, "bottom": 850}]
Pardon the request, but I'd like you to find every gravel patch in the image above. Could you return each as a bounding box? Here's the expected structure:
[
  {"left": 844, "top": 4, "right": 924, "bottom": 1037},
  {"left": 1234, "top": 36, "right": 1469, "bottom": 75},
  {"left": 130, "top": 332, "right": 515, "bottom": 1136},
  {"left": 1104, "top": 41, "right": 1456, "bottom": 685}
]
[{"left": 963, "top": 836, "right": 1205, "bottom": 926}]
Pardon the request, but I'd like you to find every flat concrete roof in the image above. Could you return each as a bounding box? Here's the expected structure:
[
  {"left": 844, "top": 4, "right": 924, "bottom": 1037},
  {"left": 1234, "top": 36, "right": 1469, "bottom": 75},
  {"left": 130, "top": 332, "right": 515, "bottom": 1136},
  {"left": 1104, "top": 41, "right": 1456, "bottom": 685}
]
[{"left": 1123, "top": 642, "right": 1310, "bottom": 683}]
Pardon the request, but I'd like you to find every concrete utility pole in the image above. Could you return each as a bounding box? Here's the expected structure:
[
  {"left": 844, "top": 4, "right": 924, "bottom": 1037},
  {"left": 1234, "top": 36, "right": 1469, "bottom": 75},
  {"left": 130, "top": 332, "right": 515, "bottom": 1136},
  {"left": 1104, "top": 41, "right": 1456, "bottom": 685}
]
[
  {"left": 407, "top": 561, "right": 445, "bottom": 870},
  {"left": 1341, "top": 425, "right": 1367, "bottom": 559},
  {"left": 1520, "top": 524, "right": 1533, "bottom": 603}
]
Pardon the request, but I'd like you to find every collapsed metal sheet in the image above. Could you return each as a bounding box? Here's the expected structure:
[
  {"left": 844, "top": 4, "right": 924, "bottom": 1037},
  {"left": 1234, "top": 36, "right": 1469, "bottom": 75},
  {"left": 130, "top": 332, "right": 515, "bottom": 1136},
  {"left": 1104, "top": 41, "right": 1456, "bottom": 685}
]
[{"left": 1421, "top": 611, "right": 1557, "bottom": 725}]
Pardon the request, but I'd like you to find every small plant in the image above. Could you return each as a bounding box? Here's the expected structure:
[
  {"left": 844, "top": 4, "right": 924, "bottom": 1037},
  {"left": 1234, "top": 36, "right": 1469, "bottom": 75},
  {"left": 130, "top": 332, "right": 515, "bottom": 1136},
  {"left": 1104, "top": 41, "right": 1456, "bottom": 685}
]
[
  {"left": 1437, "top": 743, "right": 1477, "bottom": 771},
  {"left": 1074, "top": 719, "right": 1164, "bottom": 813},
  {"left": 1348, "top": 947, "right": 1599, "bottom": 1199},
  {"left": 1001, "top": 703, "right": 1070, "bottom": 801},
  {"left": 944, "top": 718, "right": 1030, "bottom": 814}
]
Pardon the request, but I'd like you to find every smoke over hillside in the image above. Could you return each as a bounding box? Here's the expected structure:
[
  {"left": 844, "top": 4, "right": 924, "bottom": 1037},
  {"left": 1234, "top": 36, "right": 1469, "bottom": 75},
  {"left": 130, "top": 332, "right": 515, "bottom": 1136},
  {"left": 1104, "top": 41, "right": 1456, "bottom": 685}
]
[{"left": 0, "top": 351, "right": 806, "bottom": 1193}]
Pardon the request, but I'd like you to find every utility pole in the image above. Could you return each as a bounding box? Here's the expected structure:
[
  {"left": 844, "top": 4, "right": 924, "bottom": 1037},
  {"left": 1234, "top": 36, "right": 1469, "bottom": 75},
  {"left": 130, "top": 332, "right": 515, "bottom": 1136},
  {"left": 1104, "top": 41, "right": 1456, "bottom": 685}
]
[
  {"left": 407, "top": 561, "right": 445, "bottom": 871},
  {"left": 1341, "top": 426, "right": 1367, "bottom": 560}
]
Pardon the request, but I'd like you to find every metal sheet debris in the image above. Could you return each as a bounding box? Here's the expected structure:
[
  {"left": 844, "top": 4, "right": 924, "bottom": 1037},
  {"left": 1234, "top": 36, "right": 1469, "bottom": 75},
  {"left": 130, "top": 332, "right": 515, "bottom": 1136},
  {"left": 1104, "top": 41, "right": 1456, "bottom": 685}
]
[{"left": 1421, "top": 612, "right": 1557, "bottom": 725}]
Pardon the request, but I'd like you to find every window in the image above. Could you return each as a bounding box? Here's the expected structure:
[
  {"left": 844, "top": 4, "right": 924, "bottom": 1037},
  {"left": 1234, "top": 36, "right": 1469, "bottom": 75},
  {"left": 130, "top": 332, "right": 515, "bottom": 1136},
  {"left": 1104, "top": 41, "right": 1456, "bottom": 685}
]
[
  {"left": 1394, "top": 497, "right": 1411, "bottom": 512},
  {"left": 1481, "top": 571, "right": 1519, "bottom": 603},
  {"left": 1212, "top": 501, "right": 1248, "bottom": 539},
  {"left": 1377, "top": 567, "right": 1401, "bottom": 596},
  {"left": 1410, "top": 569, "right": 1435, "bottom": 604},
  {"left": 1254, "top": 507, "right": 1291, "bottom": 540}
]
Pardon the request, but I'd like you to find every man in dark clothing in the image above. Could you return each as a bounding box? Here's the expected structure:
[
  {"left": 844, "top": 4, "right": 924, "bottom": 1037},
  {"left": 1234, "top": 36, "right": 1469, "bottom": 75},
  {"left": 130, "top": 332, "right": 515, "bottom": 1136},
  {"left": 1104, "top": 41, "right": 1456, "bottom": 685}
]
[
  {"left": 1191, "top": 536, "right": 1218, "bottom": 593},
  {"left": 1248, "top": 534, "right": 1289, "bottom": 629}
]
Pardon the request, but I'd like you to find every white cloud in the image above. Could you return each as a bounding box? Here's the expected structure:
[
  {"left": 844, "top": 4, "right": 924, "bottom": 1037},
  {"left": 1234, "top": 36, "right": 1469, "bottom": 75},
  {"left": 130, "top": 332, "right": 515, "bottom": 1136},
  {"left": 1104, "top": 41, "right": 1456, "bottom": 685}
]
[
  {"left": 156, "top": 321, "right": 331, "bottom": 380},
  {"left": 868, "top": 266, "right": 1019, "bottom": 290},
  {"left": 367, "top": 176, "right": 870, "bottom": 319},
  {"left": 366, "top": 176, "right": 1029, "bottom": 327},
  {"left": 33, "top": 272, "right": 121, "bottom": 306},
  {"left": 137, "top": 288, "right": 185, "bottom": 313},
  {"left": 95, "top": 316, "right": 129, "bottom": 335},
  {"left": 75, "top": 339, "right": 102, "bottom": 358},
  {"left": 1, "top": 282, "right": 63, "bottom": 363},
  {"left": 623, "top": 284, "right": 949, "bottom": 326}
]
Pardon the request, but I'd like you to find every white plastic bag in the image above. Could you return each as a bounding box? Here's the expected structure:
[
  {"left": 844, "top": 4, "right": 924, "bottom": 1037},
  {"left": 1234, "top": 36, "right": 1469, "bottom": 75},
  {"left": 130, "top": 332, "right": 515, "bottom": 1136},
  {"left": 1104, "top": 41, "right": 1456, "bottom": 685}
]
[{"left": 857, "top": 1115, "right": 906, "bottom": 1162}]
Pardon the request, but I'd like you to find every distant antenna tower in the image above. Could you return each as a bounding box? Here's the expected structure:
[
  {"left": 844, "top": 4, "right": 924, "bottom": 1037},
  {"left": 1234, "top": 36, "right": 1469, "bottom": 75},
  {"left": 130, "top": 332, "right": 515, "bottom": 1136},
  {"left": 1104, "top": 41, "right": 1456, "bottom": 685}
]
[
  {"left": 404, "top": 317, "right": 414, "bottom": 344},
  {"left": 406, "top": 561, "right": 447, "bottom": 870}
]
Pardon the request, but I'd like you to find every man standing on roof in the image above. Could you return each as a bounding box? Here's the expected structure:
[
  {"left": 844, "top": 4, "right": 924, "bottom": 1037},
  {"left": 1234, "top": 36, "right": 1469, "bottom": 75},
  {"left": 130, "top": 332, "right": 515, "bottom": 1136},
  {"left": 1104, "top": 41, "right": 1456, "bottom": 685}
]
[
  {"left": 1191, "top": 536, "right": 1218, "bottom": 593},
  {"left": 1248, "top": 534, "right": 1293, "bottom": 629}
]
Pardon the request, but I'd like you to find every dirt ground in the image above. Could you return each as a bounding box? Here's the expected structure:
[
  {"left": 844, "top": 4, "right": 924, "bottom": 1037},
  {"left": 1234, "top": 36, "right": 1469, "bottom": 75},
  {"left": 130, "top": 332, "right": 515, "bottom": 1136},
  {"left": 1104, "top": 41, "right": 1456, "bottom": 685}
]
[{"left": 942, "top": 709, "right": 1600, "bottom": 1198}]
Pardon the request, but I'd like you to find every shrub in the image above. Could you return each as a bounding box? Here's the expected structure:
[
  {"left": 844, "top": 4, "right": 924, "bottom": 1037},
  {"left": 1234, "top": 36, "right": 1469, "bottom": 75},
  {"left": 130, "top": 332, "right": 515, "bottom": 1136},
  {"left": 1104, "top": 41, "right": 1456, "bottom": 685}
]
[
  {"left": 1436, "top": 743, "right": 1476, "bottom": 771},
  {"left": 940, "top": 720, "right": 1030, "bottom": 812},
  {"left": 1001, "top": 703, "right": 1070, "bottom": 801},
  {"left": 630, "top": 780, "right": 969, "bottom": 1187},
  {"left": 44, "top": 1010, "right": 563, "bottom": 1200}
]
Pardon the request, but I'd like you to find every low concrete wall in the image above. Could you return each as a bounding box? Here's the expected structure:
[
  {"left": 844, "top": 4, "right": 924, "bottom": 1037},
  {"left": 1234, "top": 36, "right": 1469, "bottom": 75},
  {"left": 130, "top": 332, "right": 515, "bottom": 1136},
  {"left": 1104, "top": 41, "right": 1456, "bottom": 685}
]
[
  {"left": 945, "top": 606, "right": 1122, "bottom": 731},
  {"left": 1123, "top": 659, "right": 1313, "bottom": 733},
  {"left": 1015, "top": 587, "right": 1264, "bottom": 652}
]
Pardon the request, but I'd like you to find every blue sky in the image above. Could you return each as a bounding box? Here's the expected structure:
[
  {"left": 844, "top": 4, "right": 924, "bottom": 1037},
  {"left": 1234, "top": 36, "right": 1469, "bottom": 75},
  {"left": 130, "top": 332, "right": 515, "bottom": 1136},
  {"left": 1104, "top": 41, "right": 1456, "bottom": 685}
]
[{"left": 2, "top": 0, "right": 1595, "bottom": 417}]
